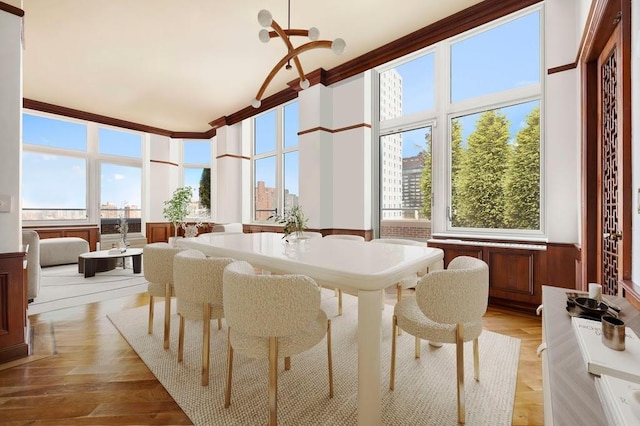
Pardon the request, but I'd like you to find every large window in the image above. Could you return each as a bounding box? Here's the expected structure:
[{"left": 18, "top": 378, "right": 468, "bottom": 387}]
[
  {"left": 252, "top": 101, "right": 299, "bottom": 221},
  {"left": 183, "top": 140, "right": 212, "bottom": 219},
  {"left": 22, "top": 113, "right": 144, "bottom": 234},
  {"left": 377, "top": 7, "right": 542, "bottom": 240}
]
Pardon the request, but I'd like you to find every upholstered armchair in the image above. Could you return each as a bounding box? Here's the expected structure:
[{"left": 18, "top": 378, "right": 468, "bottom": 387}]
[
  {"left": 222, "top": 260, "right": 333, "bottom": 425},
  {"left": 143, "top": 242, "right": 185, "bottom": 350},
  {"left": 389, "top": 256, "right": 489, "bottom": 424},
  {"left": 22, "top": 230, "right": 41, "bottom": 301},
  {"left": 173, "top": 249, "right": 234, "bottom": 386}
]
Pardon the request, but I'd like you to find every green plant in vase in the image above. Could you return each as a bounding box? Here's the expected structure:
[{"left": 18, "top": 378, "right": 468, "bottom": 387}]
[
  {"left": 163, "top": 186, "right": 193, "bottom": 238},
  {"left": 270, "top": 205, "right": 308, "bottom": 241}
]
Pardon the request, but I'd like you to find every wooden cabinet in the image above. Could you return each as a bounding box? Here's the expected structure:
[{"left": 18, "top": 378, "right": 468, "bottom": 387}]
[
  {"left": 428, "top": 239, "right": 578, "bottom": 313},
  {"left": 0, "top": 251, "right": 28, "bottom": 364},
  {"left": 24, "top": 225, "right": 100, "bottom": 251}
]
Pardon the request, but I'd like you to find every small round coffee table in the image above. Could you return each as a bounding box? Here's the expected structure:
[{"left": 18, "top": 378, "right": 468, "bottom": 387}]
[{"left": 78, "top": 248, "right": 143, "bottom": 278}]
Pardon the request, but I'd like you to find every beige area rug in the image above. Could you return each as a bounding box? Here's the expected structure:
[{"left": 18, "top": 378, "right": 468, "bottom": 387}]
[
  {"left": 108, "top": 290, "right": 520, "bottom": 425},
  {"left": 28, "top": 263, "right": 148, "bottom": 315}
]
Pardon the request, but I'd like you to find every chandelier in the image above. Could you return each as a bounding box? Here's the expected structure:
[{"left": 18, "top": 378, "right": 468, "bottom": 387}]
[{"left": 251, "top": 1, "right": 346, "bottom": 108}]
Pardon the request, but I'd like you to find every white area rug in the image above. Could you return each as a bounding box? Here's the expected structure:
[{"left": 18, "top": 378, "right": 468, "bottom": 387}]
[
  {"left": 108, "top": 290, "right": 520, "bottom": 425},
  {"left": 28, "top": 263, "right": 148, "bottom": 315}
]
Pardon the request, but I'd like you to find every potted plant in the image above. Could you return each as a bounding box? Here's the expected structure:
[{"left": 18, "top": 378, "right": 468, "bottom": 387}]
[
  {"left": 270, "top": 205, "right": 308, "bottom": 241},
  {"left": 163, "top": 186, "right": 193, "bottom": 239}
]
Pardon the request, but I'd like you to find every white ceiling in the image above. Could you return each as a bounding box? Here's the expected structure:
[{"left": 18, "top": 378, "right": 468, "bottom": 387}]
[{"left": 19, "top": 0, "right": 481, "bottom": 133}]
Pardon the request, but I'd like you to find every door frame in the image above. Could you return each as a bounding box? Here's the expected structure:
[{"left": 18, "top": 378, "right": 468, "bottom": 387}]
[{"left": 581, "top": 0, "right": 632, "bottom": 291}]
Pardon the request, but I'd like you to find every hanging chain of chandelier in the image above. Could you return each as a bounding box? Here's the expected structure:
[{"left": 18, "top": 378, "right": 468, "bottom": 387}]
[{"left": 251, "top": 1, "right": 346, "bottom": 109}]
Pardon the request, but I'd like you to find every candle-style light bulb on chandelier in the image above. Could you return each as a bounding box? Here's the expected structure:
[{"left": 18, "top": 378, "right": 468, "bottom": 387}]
[{"left": 251, "top": 0, "right": 346, "bottom": 108}]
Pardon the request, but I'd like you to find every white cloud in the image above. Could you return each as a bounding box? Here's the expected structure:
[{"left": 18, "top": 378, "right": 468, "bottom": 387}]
[{"left": 114, "top": 173, "right": 125, "bottom": 180}]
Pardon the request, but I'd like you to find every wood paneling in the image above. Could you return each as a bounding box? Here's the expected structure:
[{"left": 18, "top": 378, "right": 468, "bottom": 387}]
[
  {"left": 0, "top": 251, "right": 28, "bottom": 364},
  {"left": 427, "top": 239, "right": 580, "bottom": 314},
  {"left": 24, "top": 225, "right": 100, "bottom": 251}
]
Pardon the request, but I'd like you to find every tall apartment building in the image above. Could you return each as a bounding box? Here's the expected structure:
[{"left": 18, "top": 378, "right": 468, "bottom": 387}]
[
  {"left": 379, "top": 69, "right": 403, "bottom": 219},
  {"left": 402, "top": 153, "right": 426, "bottom": 219}
]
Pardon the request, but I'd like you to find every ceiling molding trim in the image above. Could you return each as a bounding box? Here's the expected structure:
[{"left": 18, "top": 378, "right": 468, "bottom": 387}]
[
  {"left": 208, "top": 116, "right": 229, "bottom": 129},
  {"left": 23, "top": 98, "right": 174, "bottom": 137},
  {"left": 170, "top": 130, "right": 215, "bottom": 140},
  {"left": 0, "top": 2, "right": 24, "bottom": 17},
  {"left": 226, "top": 88, "right": 298, "bottom": 126}
]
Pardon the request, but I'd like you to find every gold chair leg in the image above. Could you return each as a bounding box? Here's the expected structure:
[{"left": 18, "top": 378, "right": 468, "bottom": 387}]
[
  {"left": 202, "top": 304, "right": 211, "bottom": 386},
  {"left": 268, "top": 336, "right": 278, "bottom": 426},
  {"left": 390, "top": 315, "right": 397, "bottom": 390},
  {"left": 327, "top": 319, "right": 333, "bottom": 398},
  {"left": 163, "top": 282, "right": 171, "bottom": 350},
  {"left": 397, "top": 284, "right": 403, "bottom": 336},
  {"left": 218, "top": 318, "right": 222, "bottom": 330},
  {"left": 415, "top": 336, "right": 421, "bottom": 359},
  {"left": 148, "top": 295, "right": 154, "bottom": 334},
  {"left": 284, "top": 356, "right": 291, "bottom": 371},
  {"left": 456, "top": 324, "right": 465, "bottom": 424},
  {"left": 338, "top": 289, "right": 343, "bottom": 316},
  {"left": 178, "top": 315, "right": 185, "bottom": 362},
  {"left": 224, "top": 328, "right": 233, "bottom": 408},
  {"left": 334, "top": 288, "right": 338, "bottom": 297},
  {"left": 473, "top": 337, "right": 479, "bottom": 382}
]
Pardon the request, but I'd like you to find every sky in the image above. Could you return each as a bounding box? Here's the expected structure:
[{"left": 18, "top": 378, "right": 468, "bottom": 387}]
[{"left": 22, "top": 9, "right": 539, "bottom": 212}]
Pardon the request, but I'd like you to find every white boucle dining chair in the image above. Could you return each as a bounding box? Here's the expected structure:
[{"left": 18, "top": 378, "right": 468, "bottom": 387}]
[
  {"left": 143, "top": 242, "right": 185, "bottom": 350},
  {"left": 222, "top": 260, "right": 333, "bottom": 426},
  {"left": 173, "top": 249, "right": 235, "bottom": 386},
  {"left": 389, "top": 256, "right": 489, "bottom": 424},
  {"left": 323, "top": 234, "right": 366, "bottom": 315}
]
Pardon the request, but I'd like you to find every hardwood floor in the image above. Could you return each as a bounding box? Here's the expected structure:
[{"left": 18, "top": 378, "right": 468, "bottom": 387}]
[{"left": 0, "top": 292, "right": 543, "bottom": 425}]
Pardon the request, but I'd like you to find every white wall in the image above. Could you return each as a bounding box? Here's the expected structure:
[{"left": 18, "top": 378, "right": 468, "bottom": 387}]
[
  {"left": 544, "top": 0, "right": 581, "bottom": 244},
  {"left": 214, "top": 124, "right": 245, "bottom": 223},
  {"left": 147, "top": 133, "right": 176, "bottom": 222},
  {"left": 330, "top": 73, "right": 372, "bottom": 230},
  {"left": 0, "top": 9, "right": 23, "bottom": 252}
]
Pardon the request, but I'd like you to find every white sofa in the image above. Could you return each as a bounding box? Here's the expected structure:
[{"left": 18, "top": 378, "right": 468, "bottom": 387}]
[
  {"left": 22, "top": 230, "right": 41, "bottom": 300},
  {"left": 40, "top": 237, "right": 90, "bottom": 267}
]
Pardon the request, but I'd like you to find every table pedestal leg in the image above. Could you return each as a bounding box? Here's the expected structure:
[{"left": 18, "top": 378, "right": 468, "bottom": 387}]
[
  {"left": 84, "top": 258, "right": 96, "bottom": 278},
  {"left": 358, "top": 289, "right": 382, "bottom": 426},
  {"left": 132, "top": 254, "right": 142, "bottom": 273}
]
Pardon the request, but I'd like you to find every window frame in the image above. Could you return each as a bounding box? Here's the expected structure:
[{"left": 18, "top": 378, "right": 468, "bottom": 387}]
[
  {"left": 22, "top": 111, "right": 145, "bottom": 232},
  {"left": 374, "top": 4, "right": 545, "bottom": 241},
  {"left": 251, "top": 100, "right": 299, "bottom": 223},
  {"left": 181, "top": 139, "right": 213, "bottom": 220}
]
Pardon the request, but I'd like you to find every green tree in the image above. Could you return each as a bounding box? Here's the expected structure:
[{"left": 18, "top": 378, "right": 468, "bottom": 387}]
[
  {"left": 420, "top": 129, "right": 433, "bottom": 219},
  {"left": 449, "top": 120, "right": 464, "bottom": 226},
  {"left": 199, "top": 168, "right": 211, "bottom": 211},
  {"left": 454, "top": 110, "right": 511, "bottom": 228},
  {"left": 503, "top": 107, "right": 540, "bottom": 229}
]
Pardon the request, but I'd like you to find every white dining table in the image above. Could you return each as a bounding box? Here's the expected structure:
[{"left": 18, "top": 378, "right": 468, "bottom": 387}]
[{"left": 177, "top": 232, "right": 444, "bottom": 425}]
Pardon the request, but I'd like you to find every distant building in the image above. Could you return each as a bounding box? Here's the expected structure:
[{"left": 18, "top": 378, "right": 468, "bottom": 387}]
[
  {"left": 379, "top": 69, "right": 403, "bottom": 220},
  {"left": 402, "top": 153, "right": 426, "bottom": 219}
]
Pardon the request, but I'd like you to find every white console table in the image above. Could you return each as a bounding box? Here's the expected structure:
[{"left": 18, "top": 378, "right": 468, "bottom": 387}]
[{"left": 541, "top": 285, "right": 640, "bottom": 424}]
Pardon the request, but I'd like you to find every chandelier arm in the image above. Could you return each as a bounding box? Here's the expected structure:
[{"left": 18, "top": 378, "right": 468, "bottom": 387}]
[
  {"left": 255, "top": 40, "right": 332, "bottom": 101},
  {"left": 269, "top": 19, "right": 306, "bottom": 81},
  {"left": 268, "top": 29, "right": 309, "bottom": 38}
]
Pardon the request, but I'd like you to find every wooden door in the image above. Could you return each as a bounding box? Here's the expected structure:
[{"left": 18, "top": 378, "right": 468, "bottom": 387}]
[{"left": 596, "top": 23, "right": 629, "bottom": 296}]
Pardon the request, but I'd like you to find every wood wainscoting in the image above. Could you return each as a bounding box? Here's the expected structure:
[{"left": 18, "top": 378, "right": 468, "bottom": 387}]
[
  {"left": 0, "top": 251, "right": 28, "bottom": 363},
  {"left": 23, "top": 225, "right": 100, "bottom": 251},
  {"left": 427, "top": 239, "right": 581, "bottom": 314}
]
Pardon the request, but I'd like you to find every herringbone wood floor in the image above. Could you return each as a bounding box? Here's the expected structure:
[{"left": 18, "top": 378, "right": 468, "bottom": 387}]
[{"left": 0, "top": 292, "right": 543, "bottom": 425}]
